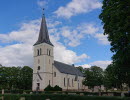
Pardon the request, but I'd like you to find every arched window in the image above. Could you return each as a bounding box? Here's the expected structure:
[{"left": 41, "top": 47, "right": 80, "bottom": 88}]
[
  {"left": 64, "top": 78, "right": 66, "bottom": 87},
  {"left": 40, "top": 48, "right": 42, "bottom": 55},
  {"left": 38, "top": 66, "right": 40, "bottom": 70},
  {"left": 72, "top": 79, "right": 73, "bottom": 87},
  {"left": 37, "top": 49, "right": 39, "bottom": 56},
  {"left": 49, "top": 50, "right": 51, "bottom": 56},
  {"left": 54, "top": 72, "right": 56, "bottom": 77},
  {"left": 68, "top": 78, "right": 70, "bottom": 87}
]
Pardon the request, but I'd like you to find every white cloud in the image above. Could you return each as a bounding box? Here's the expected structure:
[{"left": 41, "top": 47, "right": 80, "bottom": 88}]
[
  {"left": 0, "top": 44, "right": 33, "bottom": 67},
  {"left": 94, "top": 33, "right": 110, "bottom": 45},
  {"left": 77, "top": 60, "right": 112, "bottom": 69},
  {"left": 90, "top": 60, "right": 112, "bottom": 69},
  {"left": 0, "top": 18, "right": 89, "bottom": 67},
  {"left": 60, "top": 23, "right": 101, "bottom": 47},
  {"left": 78, "top": 64, "right": 91, "bottom": 69},
  {"left": 54, "top": 0, "right": 102, "bottom": 18},
  {"left": 53, "top": 41, "right": 89, "bottom": 64},
  {"left": 37, "top": 0, "right": 47, "bottom": 8},
  {"left": 0, "top": 19, "right": 40, "bottom": 44}
]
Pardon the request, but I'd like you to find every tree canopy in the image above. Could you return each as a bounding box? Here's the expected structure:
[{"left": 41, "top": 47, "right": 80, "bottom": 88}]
[
  {"left": 0, "top": 66, "right": 32, "bottom": 90},
  {"left": 99, "top": 0, "right": 130, "bottom": 88},
  {"left": 83, "top": 66, "right": 104, "bottom": 88}
]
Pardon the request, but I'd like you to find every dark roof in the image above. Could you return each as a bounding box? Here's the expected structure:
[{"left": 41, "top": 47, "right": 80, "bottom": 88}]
[
  {"left": 34, "top": 15, "right": 53, "bottom": 46},
  {"left": 54, "top": 61, "right": 84, "bottom": 77}
]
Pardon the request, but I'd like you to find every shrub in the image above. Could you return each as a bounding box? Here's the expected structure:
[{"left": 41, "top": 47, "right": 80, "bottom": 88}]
[
  {"left": 44, "top": 85, "right": 54, "bottom": 91},
  {"left": 53, "top": 85, "right": 62, "bottom": 91},
  {"left": 44, "top": 85, "right": 62, "bottom": 91}
]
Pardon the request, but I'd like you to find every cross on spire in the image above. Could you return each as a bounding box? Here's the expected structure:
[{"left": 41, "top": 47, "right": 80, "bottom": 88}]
[{"left": 42, "top": 8, "right": 45, "bottom": 16}]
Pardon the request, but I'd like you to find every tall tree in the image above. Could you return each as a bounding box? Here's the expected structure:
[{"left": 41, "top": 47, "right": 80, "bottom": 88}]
[
  {"left": 20, "top": 66, "right": 33, "bottom": 90},
  {"left": 104, "top": 64, "right": 121, "bottom": 90},
  {"left": 0, "top": 66, "right": 33, "bottom": 90},
  {"left": 83, "top": 66, "right": 104, "bottom": 88},
  {"left": 99, "top": 0, "right": 130, "bottom": 88}
]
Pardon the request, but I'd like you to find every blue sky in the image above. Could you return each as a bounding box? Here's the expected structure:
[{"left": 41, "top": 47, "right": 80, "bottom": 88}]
[{"left": 0, "top": 0, "right": 113, "bottom": 69}]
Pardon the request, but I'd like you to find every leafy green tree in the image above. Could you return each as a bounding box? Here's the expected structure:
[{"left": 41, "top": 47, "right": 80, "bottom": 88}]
[
  {"left": 0, "top": 66, "right": 33, "bottom": 90},
  {"left": 76, "top": 66, "right": 84, "bottom": 73},
  {"left": 0, "top": 67, "right": 21, "bottom": 89},
  {"left": 83, "top": 66, "right": 104, "bottom": 89},
  {"left": 104, "top": 64, "right": 121, "bottom": 90},
  {"left": 20, "top": 66, "right": 33, "bottom": 90},
  {"left": 99, "top": 0, "right": 130, "bottom": 88}
]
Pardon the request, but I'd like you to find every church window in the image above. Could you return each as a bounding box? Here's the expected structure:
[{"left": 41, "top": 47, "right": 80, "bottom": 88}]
[
  {"left": 68, "top": 78, "right": 70, "bottom": 87},
  {"left": 49, "top": 80, "right": 50, "bottom": 85},
  {"left": 54, "top": 72, "right": 56, "bottom": 77},
  {"left": 47, "top": 49, "right": 51, "bottom": 56},
  {"left": 49, "top": 50, "right": 51, "bottom": 56},
  {"left": 37, "top": 49, "right": 39, "bottom": 56},
  {"left": 64, "top": 78, "right": 66, "bottom": 87},
  {"left": 40, "top": 48, "right": 42, "bottom": 55},
  {"left": 38, "top": 66, "right": 40, "bottom": 70},
  {"left": 72, "top": 79, "right": 74, "bottom": 87}
]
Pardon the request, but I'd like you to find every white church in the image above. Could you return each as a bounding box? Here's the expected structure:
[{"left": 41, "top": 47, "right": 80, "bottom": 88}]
[{"left": 32, "top": 15, "right": 85, "bottom": 91}]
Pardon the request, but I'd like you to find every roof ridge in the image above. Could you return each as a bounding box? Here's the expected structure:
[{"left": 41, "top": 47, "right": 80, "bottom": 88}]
[{"left": 54, "top": 60, "right": 74, "bottom": 67}]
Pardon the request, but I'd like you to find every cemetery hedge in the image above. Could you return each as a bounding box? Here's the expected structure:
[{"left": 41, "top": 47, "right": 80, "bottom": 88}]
[{"left": 0, "top": 94, "right": 130, "bottom": 100}]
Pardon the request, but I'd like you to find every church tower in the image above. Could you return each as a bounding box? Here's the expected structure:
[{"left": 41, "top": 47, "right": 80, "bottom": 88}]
[{"left": 32, "top": 14, "right": 54, "bottom": 91}]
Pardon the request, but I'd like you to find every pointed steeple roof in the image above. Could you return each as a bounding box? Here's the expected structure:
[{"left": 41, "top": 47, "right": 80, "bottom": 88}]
[{"left": 34, "top": 15, "right": 53, "bottom": 46}]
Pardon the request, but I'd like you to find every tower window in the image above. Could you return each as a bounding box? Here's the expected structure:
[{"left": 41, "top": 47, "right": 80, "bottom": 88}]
[
  {"left": 38, "top": 66, "right": 40, "bottom": 70},
  {"left": 47, "top": 49, "right": 51, "bottom": 56},
  {"left": 54, "top": 72, "right": 56, "bottom": 77},
  {"left": 49, "top": 50, "right": 51, "bottom": 56},
  {"left": 37, "top": 49, "right": 39, "bottom": 56}
]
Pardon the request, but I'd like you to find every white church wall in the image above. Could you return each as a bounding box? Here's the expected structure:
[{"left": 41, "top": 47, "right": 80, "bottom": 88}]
[{"left": 52, "top": 67, "right": 84, "bottom": 91}]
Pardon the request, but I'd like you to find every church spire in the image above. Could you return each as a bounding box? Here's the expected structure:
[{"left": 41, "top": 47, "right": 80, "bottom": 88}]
[{"left": 34, "top": 9, "right": 53, "bottom": 46}]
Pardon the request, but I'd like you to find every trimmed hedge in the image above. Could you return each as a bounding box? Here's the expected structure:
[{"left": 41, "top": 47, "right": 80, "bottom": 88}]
[
  {"left": 1, "top": 94, "right": 130, "bottom": 100},
  {"left": 0, "top": 89, "right": 24, "bottom": 94},
  {"left": 44, "top": 85, "right": 62, "bottom": 91},
  {"left": 1, "top": 89, "right": 130, "bottom": 97}
]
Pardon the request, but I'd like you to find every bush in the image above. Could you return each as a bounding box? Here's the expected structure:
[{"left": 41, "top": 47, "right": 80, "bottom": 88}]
[
  {"left": 53, "top": 85, "right": 62, "bottom": 91},
  {"left": 44, "top": 85, "right": 54, "bottom": 91},
  {"left": 44, "top": 85, "right": 62, "bottom": 91}
]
